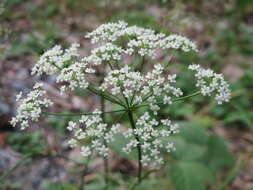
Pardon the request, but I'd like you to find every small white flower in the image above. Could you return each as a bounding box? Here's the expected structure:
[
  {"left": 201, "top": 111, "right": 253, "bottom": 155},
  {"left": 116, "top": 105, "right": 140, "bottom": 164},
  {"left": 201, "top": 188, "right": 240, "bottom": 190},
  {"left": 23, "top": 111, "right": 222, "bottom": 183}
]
[
  {"left": 81, "top": 146, "right": 91, "bottom": 157},
  {"left": 189, "top": 64, "right": 231, "bottom": 104},
  {"left": 85, "top": 21, "right": 197, "bottom": 58},
  {"left": 56, "top": 61, "right": 93, "bottom": 92},
  {"left": 67, "top": 121, "right": 76, "bottom": 131},
  {"left": 101, "top": 64, "right": 182, "bottom": 115},
  {"left": 67, "top": 110, "right": 120, "bottom": 157},
  {"left": 122, "top": 112, "right": 179, "bottom": 167},
  {"left": 10, "top": 83, "right": 53, "bottom": 130},
  {"left": 82, "top": 43, "right": 123, "bottom": 65},
  {"left": 166, "top": 142, "right": 176, "bottom": 152},
  {"left": 32, "top": 43, "right": 80, "bottom": 76}
]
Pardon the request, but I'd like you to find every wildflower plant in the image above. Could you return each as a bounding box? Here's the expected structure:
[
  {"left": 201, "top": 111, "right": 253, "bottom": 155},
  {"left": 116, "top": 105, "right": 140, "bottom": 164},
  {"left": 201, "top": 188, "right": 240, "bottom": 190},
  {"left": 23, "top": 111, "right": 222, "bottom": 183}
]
[{"left": 11, "top": 21, "right": 231, "bottom": 187}]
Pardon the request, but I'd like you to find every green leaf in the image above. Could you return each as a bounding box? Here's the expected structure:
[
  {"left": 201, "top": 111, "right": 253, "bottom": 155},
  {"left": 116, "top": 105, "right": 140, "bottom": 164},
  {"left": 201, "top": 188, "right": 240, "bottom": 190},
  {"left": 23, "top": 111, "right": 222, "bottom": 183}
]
[
  {"left": 134, "top": 179, "right": 158, "bottom": 190},
  {"left": 179, "top": 104, "right": 196, "bottom": 116},
  {"left": 162, "top": 137, "right": 205, "bottom": 161},
  {"left": 8, "top": 132, "right": 47, "bottom": 157},
  {"left": 85, "top": 183, "right": 108, "bottom": 190},
  {"left": 226, "top": 104, "right": 253, "bottom": 130},
  {"left": 179, "top": 122, "right": 209, "bottom": 145},
  {"left": 192, "top": 115, "right": 218, "bottom": 129},
  {"left": 203, "top": 134, "right": 235, "bottom": 172},
  {"left": 42, "top": 181, "right": 77, "bottom": 190},
  {"left": 170, "top": 161, "right": 215, "bottom": 190},
  {"left": 173, "top": 139, "right": 205, "bottom": 161}
]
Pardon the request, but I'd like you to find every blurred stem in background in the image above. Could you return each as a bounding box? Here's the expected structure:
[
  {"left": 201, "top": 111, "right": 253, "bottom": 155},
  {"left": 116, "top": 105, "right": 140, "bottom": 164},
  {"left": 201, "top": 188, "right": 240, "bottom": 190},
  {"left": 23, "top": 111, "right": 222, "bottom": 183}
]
[
  {"left": 100, "top": 64, "right": 109, "bottom": 188},
  {"left": 0, "top": 155, "right": 30, "bottom": 183}
]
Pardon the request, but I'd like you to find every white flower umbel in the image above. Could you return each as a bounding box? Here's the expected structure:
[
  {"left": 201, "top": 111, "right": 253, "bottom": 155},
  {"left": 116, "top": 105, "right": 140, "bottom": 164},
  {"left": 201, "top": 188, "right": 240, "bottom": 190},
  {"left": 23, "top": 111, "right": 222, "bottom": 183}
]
[
  {"left": 10, "top": 83, "right": 53, "bottom": 130},
  {"left": 189, "top": 64, "right": 231, "bottom": 104},
  {"left": 85, "top": 21, "right": 198, "bottom": 58},
  {"left": 32, "top": 43, "right": 80, "bottom": 76},
  {"left": 56, "top": 61, "right": 95, "bottom": 93},
  {"left": 123, "top": 112, "right": 178, "bottom": 168},
  {"left": 67, "top": 110, "right": 120, "bottom": 157},
  {"left": 32, "top": 43, "right": 95, "bottom": 93},
  {"left": 100, "top": 64, "right": 182, "bottom": 115},
  {"left": 159, "top": 34, "right": 198, "bottom": 52},
  {"left": 82, "top": 43, "right": 123, "bottom": 65},
  {"left": 85, "top": 21, "right": 128, "bottom": 43}
]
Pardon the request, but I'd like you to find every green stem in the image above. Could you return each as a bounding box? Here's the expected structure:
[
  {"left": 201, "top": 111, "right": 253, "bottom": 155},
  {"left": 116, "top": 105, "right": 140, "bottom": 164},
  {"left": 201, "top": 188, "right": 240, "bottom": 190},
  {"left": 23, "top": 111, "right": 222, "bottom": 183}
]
[
  {"left": 100, "top": 68, "right": 109, "bottom": 188},
  {"left": 51, "top": 62, "right": 62, "bottom": 70},
  {"left": 87, "top": 86, "right": 126, "bottom": 108},
  {"left": 165, "top": 50, "right": 176, "bottom": 68},
  {"left": 141, "top": 92, "right": 153, "bottom": 104},
  {"left": 42, "top": 109, "right": 126, "bottom": 117},
  {"left": 127, "top": 109, "right": 142, "bottom": 183},
  {"left": 134, "top": 91, "right": 201, "bottom": 109},
  {"left": 172, "top": 91, "right": 201, "bottom": 102},
  {"left": 129, "top": 169, "right": 157, "bottom": 190},
  {"left": 130, "top": 56, "right": 145, "bottom": 105},
  {"left": 130, "top": 90, "right": 137, "bottom": 105},
  {"left": 79, "top": 154, "right": 92, "bottom": 190},
  {"left": 137, "top": 56, "right": 145, "bottom": 72},
  {"left": 107, "top": 62, "right": 114, "bottom": 70}
]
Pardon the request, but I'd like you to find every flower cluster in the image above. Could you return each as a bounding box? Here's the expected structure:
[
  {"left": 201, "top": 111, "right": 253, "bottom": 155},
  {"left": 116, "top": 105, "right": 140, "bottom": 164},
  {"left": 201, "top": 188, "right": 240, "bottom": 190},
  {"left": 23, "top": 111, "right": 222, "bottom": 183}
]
[
  {"left": 32, "top": 43, "right": 94, "bottom": 93},
  {"left": 82, "top": 43, "right": 123, "bottom": 65},
  {"left": 85, "top": 20, "right": 198, "bottom": 58},
  {"left": 67, "top": 110, "right": 120, "bottom": 157},
  {"left": 159, "top": 34, "right": 198, "bottom": 52},
  {"left": 56, "top": 62, "right": 94, "bottom": 93},
  {"left": 10, "top": 83, "right": 53, "bottom": 129},
  {"left": 32, "top": 43, "right": 80, "bottom": 76},
  {"left": 123, "top": 112, "right": 178, "bottom": 168},
  {"left": 31, "top": 21, "right": 198, "bottom": 95},
  {"left": 100, "top": 64, "right": 183, "bottom": 114},
  {"left": 85, "top": 21, "right": 128, "bottom": 43},
  {"left": 189, "top": 64, "right": 231, "bottom": 104}
]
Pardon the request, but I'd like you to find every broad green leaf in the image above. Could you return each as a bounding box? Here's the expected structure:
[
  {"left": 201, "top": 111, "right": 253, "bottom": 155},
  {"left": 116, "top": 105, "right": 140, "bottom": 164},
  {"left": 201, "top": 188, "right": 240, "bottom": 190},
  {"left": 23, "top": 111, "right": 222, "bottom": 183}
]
[
  {"left": 203, "top": 134, "right": 235, "bottom": 172},
  {"left": 179, "top": 122, "right": 209, "bottom": 145},
  {"left": 164, "top": 103, "right": 196, "bottom": 118},
  {"left": 170, "top": 161, "right": 215, "bottom": 190},
  {"left": 85, "top": 183, "right": 109, "bottom": 190},
  {"left": 135, "top": 179, "right": 159, "bottom": 190},
  {"left": 42, "top": 181, "right": 77, "bottom": 190},
  {"left": 8, "top": 132, "right": 47, "bottom": 157},
  {"left": 228, "top": 104, "right": 253, "bottom": 130},
  {"left": 192, "top": 115, "right": 218, "bottom": 129},
  {"left": 162, "top": 137, "right": 205, "bottom": 161}
]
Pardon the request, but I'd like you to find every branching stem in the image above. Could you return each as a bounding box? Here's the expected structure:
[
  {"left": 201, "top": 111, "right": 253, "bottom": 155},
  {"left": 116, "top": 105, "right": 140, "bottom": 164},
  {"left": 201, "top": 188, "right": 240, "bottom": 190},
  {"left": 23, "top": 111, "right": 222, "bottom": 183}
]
[
  {"left": 87, "top": 86, "right": 126, "bottom": 108},
  {"left": 100, "top": 64, "right": 109, "bottom": 188},
  {"left": 127, "top": 108, "right": 142, "bottom": 183},
  {"left": 133, "top": 91, "right": 201, "bottom": 109},
  {"left": 41, "top": 109, "right": 126, "bottom": 117}
]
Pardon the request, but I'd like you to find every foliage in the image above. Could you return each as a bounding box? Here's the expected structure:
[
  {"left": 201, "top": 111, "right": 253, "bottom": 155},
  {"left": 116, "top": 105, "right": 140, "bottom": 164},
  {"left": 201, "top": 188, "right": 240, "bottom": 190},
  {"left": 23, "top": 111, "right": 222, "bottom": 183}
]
[
  {"left": 7, "top": 132, "right": 47, "bottom": 157},
  {"left": 170, "top": 162, "right": 214, "bottom": 190},
  {"left": 42, "top": 181, "right": 77, "bottom": 190},
  {"left": 168, "top": 123, "right": 234, "bottom": 190}
]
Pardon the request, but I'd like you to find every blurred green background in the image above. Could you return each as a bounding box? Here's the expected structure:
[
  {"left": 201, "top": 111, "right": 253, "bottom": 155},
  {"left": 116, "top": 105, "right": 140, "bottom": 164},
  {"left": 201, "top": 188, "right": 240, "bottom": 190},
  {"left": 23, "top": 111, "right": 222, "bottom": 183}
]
[{"left": 0, "top": 0, "right": 253, "bottom": 189}]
